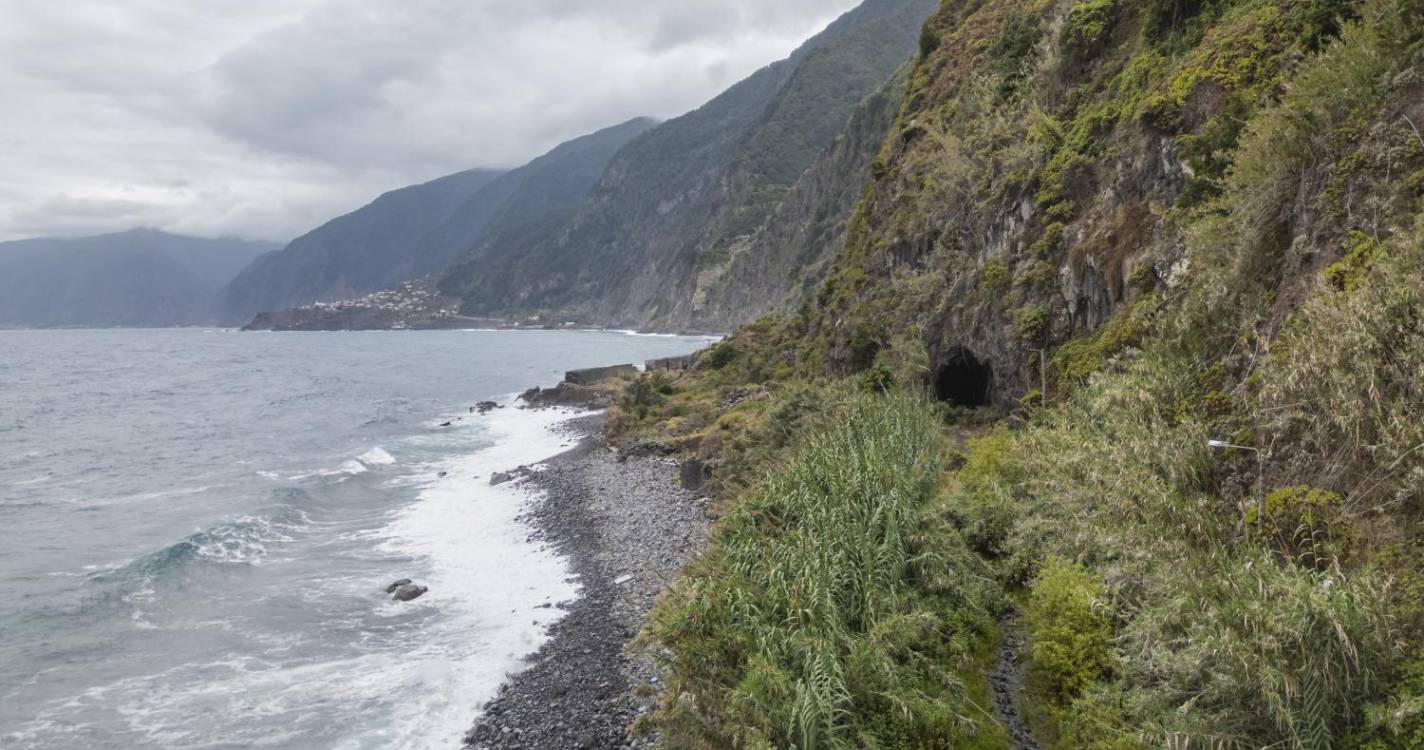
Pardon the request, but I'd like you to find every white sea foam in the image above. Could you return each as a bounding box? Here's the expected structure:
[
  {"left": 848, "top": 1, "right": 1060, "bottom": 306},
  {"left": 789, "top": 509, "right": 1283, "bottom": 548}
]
[
  {"left": 368, "top": 398, "right": 586, "bottom": 749},
  {"left": 358, "top": 446, "right": 397, "bottom": 466}
]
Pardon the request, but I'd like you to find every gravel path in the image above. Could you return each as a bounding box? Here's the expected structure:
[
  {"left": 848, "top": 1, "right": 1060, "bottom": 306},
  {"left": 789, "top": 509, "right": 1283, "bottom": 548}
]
[
  {"left": 991, "top": 614, "right": 1041, "bottom": 750},
  {"left": 464, "top": 413, "right": 711, "bottom": 749}
]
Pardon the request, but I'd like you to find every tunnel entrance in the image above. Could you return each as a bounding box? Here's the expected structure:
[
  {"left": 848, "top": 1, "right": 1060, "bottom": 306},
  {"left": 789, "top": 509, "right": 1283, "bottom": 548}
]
[{"left": 934, "top": 348, "right": 993, "bottom": 407}]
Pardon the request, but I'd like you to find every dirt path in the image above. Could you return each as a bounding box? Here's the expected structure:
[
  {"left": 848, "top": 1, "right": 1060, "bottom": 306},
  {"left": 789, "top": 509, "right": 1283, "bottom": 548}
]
[{"left": 991, "top": 615, "right": 1041, "bottom": 750}]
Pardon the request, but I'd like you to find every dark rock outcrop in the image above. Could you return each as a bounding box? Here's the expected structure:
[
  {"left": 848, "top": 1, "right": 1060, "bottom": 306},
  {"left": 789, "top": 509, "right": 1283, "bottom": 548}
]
[{"left": 391, "top": 584, "right": 428, "bottom": 602}]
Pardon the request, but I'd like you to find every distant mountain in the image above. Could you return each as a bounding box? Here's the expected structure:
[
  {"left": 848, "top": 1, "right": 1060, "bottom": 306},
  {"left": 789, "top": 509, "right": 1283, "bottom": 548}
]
[
  {"left": 0, "top": 229, "right": 276, "bottom": 328},
  {"left": 219, "top": 168, "right": 505, "bottom": 320},
  {"left": 438, "top": 0, "right": 938, "bottom": 329},
  {"left": 222, "top": 117, "right": 658, "bottom": 322}
]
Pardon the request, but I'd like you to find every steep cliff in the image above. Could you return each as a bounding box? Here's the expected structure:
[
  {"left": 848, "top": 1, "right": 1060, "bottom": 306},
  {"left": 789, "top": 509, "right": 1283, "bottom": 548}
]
[
  {"left": 679, "top": 67, "right": 912, "bottom": 331},
  {"left": 439, "top": 0, "right": 938, "bottom": 329},
  {"left": 606, "top": 0, "right": 1424, "bottom": 745}
]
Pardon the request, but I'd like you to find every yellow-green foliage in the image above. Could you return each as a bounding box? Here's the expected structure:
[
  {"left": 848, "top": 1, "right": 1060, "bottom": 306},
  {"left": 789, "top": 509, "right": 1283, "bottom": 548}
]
[
  {"left": 1324, "top": 230, "right": 1384, "bottom": 292},
  {"left": 1027, "top": 559, "right": 1113, "bottom": 701},
  {"left": 1246, "top": 486, "right": 1343, "bottom": 560},
  {"left": 981, "top": 259, "right": 1010, "bottom": 294},
  {"left": 646, "top": 391, "right": 1003, "bottom": 749},
  {"left": 1062, "top": 0, "right": 1118, "bottom": 55},
  {"left": 1049, "top": 293, "right": 1160, "bottom": 392}
]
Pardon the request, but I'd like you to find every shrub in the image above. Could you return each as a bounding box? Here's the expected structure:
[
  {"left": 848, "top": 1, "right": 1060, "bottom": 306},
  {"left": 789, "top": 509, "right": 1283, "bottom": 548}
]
[
  {"left": 982, "top": 259, "right": 1011, "bottom": 294},
  {"left": 1027, "top": 558, "right": 1114, "bottom": 701},
  {"left": 1063, "top": 0, "right": 1119, "bottom": 56},
  {"left": 860, "top": 361, "right": 895, "bottom": 393},
  {"left": 1349, "top": 654, "right": 1424, "bottom": 749},
  {"left": 919, "top": 22, "right": 942, "bottom": 58},
  {"left": 625, "top": 373, "right": 670, "bottom": 412},
  {"left": 1015, "top": 304, "right": 1049, "bottom": 343},
  {"left": 1246, "top": 485, "right": 1344, "bottom": 564},
  {"left": 1323, "top": 230, "right": 1383, "bottom": 292},
  {"left": 703, "top": 340, "right": 737, "bottom": 370}
]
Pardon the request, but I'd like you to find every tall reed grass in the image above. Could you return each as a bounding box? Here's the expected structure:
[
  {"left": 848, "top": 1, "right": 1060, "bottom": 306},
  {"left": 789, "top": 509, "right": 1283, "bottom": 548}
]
[{"left": 646, "top": 390, "right": 1001, "bottom": 749}]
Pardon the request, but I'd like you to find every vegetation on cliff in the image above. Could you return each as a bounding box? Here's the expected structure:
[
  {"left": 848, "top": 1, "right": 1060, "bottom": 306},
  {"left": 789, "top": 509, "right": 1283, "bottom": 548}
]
[{"left": 609, "top": 0, "right": 1424, "bottom": 746}]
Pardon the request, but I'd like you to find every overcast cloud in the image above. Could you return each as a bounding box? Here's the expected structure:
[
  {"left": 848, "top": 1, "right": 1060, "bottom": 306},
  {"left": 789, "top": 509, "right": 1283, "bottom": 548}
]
[{"left": 0, "top": 0, "right": 860, "bottom": 243}]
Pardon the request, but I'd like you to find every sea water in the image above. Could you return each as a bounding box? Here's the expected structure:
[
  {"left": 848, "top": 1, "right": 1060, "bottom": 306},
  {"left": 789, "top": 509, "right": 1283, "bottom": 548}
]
[{"left": 0, "top": 328, "right": 713, "bottom": 749}]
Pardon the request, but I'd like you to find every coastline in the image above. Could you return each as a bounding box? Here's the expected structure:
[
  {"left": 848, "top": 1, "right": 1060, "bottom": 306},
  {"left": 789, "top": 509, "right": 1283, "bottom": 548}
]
[{"left": 464, "top": 411, "right": 709, "bottom": 749}]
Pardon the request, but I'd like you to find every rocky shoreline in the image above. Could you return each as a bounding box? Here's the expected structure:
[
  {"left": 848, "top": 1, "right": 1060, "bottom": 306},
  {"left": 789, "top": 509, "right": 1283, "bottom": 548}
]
[{"left": 463, "top": 412, "right": 710, "bottom": 749}]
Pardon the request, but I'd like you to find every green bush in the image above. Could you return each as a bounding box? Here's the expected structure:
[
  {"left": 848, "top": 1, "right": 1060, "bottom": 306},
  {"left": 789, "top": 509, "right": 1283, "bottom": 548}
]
[
  {"left": 1063, "top": 0, "right": 1119, "bottom": 56},
  {"left": 982, "top": 259, "right": 1011, "bottom": 294},
  {"left": 703, "top": 340, "right": 737, "bottom": 370},
  {"left": 1015, "top": 304, "right": 1049, "bottom": 343},
  {"left": 1128, "top": 553, "right": 1394, "bottom": 747},
  {"left": 1323, "top": 230, "right": 1383, "bottom": 292},
  {"left": 1246, "top": 485, "right": 1343, "bottom": 563},
  {"left": 860, "top": 361, "right": 895, "bottom": 393},
  {"left": 1027, "top": 558, "right": 1114, "bottom": 701},
  {"left": 1349, "top": 655, "right": 1424, "bottom": 749}
]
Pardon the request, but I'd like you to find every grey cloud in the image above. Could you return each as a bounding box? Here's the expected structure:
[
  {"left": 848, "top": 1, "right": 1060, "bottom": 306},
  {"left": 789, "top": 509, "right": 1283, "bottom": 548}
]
[{"left": 0, "top": 0, "right": 861, "bottom": 242}]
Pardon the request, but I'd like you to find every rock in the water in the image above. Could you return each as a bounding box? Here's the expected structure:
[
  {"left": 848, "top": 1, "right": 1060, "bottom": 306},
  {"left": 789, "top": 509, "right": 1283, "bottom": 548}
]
[
  {"left": 475, "top": 400, "right": 502, "bottom": 414},
  {"left": 490, "top": 471, "right": 514, "bottom": 486},
  {"left": 384, "top": 578, "right": 412, "bottom": 594},
  {"left": 392, "top": 584, "right": 428, "bottom": 602},
  {"left": 439, "top": 421, "right": 453, "bottom": 428}
]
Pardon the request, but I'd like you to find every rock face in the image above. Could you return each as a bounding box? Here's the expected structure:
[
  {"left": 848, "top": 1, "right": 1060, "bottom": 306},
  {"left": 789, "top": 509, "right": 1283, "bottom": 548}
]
[
  {"left": 679, "top": 460, "right": 710, "bottom": 492},
  {"left": 669, "top": 66, "right": 915, "bottom": 332}
]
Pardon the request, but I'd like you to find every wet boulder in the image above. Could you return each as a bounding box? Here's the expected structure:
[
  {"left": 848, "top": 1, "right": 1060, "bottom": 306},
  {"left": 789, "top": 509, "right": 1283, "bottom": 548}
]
[{"left": 391, "top": 583, "right": 428, "bottom": 602}]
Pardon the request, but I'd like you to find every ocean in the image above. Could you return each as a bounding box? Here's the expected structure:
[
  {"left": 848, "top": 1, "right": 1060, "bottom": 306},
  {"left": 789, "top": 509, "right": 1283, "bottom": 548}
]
[{"left": 0, "top": 328, "right": 713, "bottom": 749}]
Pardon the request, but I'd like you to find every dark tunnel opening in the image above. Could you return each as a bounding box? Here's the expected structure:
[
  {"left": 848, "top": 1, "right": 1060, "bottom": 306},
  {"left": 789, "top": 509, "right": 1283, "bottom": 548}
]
[{"left": 934, "top": 348, "right": 993, "bottom": 407}]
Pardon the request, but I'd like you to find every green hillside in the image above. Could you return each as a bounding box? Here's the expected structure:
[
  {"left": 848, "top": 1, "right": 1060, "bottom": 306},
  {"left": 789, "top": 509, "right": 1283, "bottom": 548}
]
[{"left": 606, "top": 0, "right": 1424, "bottom": 746}]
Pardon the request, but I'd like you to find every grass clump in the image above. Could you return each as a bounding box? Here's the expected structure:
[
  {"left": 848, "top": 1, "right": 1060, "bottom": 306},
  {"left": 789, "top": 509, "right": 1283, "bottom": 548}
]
[{"left": 645, "top": 391, "right": 1003, "bottom": 748}]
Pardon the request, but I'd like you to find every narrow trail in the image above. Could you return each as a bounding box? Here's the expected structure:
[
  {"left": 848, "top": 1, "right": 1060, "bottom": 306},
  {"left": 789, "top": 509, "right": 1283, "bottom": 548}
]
[{"left": 991, "top": 614, "right": 1042, "bottom": 750}]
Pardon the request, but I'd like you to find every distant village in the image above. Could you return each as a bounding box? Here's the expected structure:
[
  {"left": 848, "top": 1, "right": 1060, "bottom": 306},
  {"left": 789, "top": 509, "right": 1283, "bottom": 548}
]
[{"left": 301, "top": 281, "right": 459, "bottom": 322}]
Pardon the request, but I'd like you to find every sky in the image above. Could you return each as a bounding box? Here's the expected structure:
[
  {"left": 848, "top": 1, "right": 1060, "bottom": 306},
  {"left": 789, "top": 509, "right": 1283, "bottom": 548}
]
[{"left": 0, "top": 0, "right": 862, "bottom": 243}]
